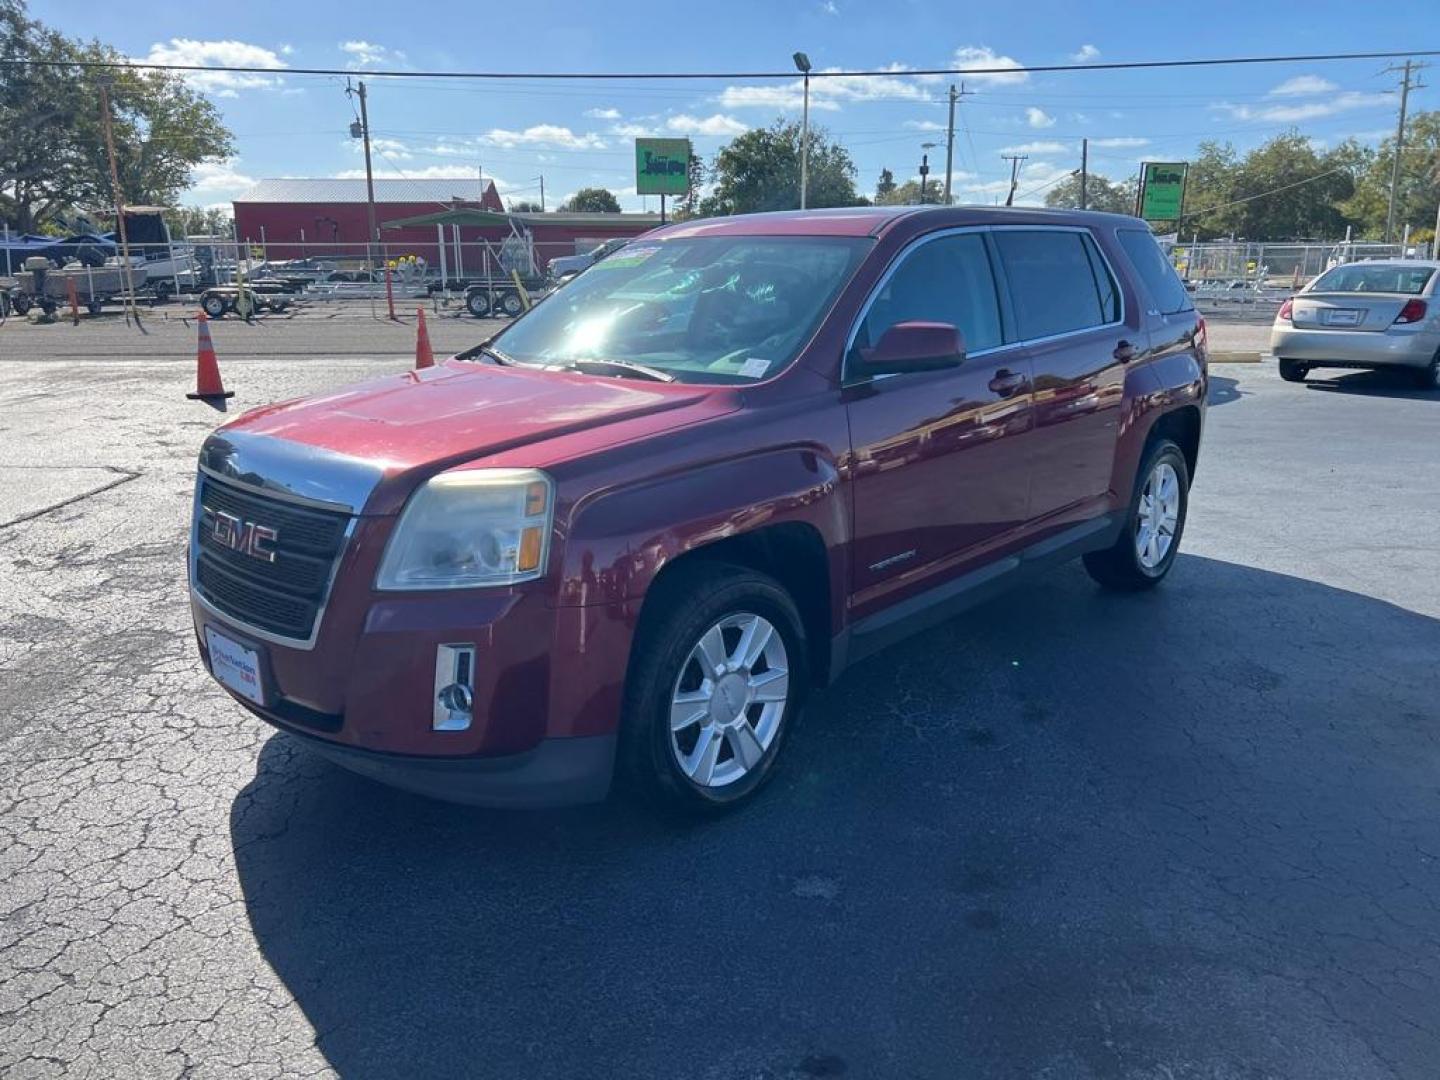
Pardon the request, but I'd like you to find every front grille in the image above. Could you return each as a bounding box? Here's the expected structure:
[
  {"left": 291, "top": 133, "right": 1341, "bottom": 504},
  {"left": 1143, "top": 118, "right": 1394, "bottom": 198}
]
[{"left": 194, "top": 475, "right": 352, "bottom": 641}]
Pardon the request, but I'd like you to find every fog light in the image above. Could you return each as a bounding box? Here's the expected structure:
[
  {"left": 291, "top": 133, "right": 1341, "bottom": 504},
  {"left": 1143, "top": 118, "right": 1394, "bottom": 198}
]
[{"left": 433, "top": 643, "right": 475, "bottom": 731}]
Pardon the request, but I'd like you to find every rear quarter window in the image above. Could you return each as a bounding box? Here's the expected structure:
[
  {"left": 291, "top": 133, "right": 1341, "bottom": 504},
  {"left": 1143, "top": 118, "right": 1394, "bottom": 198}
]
[{"left": 1118, "top": 228, "right": 1193, "bottom": 314}]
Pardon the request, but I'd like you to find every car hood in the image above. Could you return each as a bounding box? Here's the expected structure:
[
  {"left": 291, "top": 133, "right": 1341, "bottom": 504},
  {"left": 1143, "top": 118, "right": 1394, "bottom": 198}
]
[{"left": 217, "top": 359, "right": 732, "bottom": 511}]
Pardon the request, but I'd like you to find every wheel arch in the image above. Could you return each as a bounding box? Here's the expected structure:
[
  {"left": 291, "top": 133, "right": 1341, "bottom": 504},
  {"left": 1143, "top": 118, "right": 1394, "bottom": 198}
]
[{"left": 1146, "top": 403, "right": 1202, "bottom": 481}]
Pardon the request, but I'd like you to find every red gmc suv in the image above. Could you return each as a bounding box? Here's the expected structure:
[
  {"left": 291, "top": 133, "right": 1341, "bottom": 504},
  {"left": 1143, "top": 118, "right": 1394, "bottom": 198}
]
[{"left": 190, "top": 207, "right": 1206, "bottom": 812}]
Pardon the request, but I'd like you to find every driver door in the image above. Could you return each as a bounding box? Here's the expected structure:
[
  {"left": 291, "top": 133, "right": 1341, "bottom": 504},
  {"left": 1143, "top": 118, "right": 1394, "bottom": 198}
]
[{"left": 844, "top": 230, "right": 1035, "bottom": 621}]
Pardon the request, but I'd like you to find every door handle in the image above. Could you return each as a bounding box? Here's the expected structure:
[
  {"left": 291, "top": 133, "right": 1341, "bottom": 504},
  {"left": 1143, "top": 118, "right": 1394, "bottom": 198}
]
[
  {"left": 988, "top": 369, "right": 1028, "bottom": 397},
  {"left": 1113, "top": 339, "right": 1137, "bottom": 363}
]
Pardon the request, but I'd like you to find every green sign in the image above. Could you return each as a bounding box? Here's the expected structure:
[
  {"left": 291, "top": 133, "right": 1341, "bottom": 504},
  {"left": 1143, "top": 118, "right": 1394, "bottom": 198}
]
[
  {"left": 635, "top": 138, "right": 692, "bottom": 196},
  {"left": 1139, "top": 162, "right": 1188, "bottom": 222}
]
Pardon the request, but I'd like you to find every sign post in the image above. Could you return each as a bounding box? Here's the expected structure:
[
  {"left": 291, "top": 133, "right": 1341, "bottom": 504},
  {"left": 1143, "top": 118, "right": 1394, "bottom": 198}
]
[
  {"left": 635, "top": 138, "right": 692, "bottom": 224},
  {"left": 1137, "top": 162, "right": 1189, "bottom": 224}
]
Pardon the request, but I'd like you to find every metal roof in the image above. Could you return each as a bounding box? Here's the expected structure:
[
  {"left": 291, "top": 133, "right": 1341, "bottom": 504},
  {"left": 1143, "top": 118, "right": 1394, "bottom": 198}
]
[{"left": 234, "top": 178, "right": 499, "bottom": 205}]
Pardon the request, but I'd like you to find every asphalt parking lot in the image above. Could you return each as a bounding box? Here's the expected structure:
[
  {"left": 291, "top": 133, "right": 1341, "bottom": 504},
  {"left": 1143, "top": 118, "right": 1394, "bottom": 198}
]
[{"left": 1, "top": 316, "right": 1438, "bottom": 1079}]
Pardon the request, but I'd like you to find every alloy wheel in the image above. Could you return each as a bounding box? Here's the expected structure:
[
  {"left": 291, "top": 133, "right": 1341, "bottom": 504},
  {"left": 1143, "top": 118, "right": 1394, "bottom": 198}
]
[
  {"left": 668, "top": 612, "right": 790, "bottom": 789},
  {"left": 1136, "top": 461, "right": 1181, "bottom": 570}
]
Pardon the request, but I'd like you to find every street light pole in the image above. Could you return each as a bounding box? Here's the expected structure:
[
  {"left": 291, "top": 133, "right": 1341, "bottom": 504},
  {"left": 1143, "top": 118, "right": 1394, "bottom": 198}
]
[{"left": 794, "top": 52, "right": 812, "bottom": 210}]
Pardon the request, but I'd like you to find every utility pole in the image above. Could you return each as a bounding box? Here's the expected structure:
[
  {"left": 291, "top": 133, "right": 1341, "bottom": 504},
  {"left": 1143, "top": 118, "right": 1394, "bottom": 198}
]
[
  {"left": 539, "top": 175, "right": 546, "bottom": 212},
  {"left": 941, "top": 83, "right": 972, "bottom": 205},
  {"left": 97, "top": 79, "right": 139, "bottom": 326},
  {"left": 347, "top": 80, "right": 379, "bottom": 269},
  {"left": 1002, "top": 154, "right": 1027, "bottom": 207},
  {"left": 1383, "top": 60, "right": 1426, "bottom": 243},
  {"left": 1080, "top": 138, "right": 1089, "bottom": 211}
]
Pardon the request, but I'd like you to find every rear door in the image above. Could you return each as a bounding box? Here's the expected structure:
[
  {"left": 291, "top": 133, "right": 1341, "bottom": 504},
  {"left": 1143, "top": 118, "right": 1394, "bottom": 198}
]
[{"left": 992, "top": 227, "right": 1130, "bottom": 526}]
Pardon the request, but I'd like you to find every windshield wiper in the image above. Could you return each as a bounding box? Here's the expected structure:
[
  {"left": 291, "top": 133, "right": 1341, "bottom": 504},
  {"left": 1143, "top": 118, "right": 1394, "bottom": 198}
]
[
  {"left": 568, "top": 358, "right": 676, "bottom": 383},
  {"left": 476, "top": 343, "right": 516, "bottom": 366}
]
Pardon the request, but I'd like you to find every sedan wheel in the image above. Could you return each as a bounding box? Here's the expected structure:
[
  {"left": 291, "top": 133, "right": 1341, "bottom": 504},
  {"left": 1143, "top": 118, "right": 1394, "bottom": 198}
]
[
  {"left": 1416, "top": 351, "right": 1440, "bottom": 391},
  {"left": 669, "top": 613, "right": 789, "bottom": 789}
]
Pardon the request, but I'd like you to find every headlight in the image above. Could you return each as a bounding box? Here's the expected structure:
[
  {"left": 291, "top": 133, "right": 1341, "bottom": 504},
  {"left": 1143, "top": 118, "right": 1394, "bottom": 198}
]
[{"left": 376, "top": 468, "right": 554, "bottom": 590}]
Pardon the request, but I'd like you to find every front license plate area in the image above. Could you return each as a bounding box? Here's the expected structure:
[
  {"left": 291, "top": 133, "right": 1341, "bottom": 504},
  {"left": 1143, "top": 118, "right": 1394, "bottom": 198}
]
[
  {"left": 205, "top": 626, "right": 267, "bottom": 706},
  {"left": 1324, "top": 308, "right": 1362, "bottom": 327}
]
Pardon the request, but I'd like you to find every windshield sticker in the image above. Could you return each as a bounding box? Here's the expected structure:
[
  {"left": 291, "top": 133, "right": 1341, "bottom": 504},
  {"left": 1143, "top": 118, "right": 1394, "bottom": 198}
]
[
  {"left": 739, "top": 357, "right": 771, "bottom": 379},
  {"left": 593, "top": 245, "right": 660, "bottom": 270}
]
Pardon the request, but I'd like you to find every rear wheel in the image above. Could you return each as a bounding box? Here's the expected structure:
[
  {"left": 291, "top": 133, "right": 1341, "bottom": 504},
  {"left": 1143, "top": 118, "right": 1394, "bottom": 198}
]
[
  {"left": 1278, "top": 359, "right": 1308, "bottom": 382},
  {"left": 499, "top": 290, "right": 525, "bottom": 317},
  {"left": 1413, "top": 351, "right": 1440, "bottom": 391},
  {"left": 620, "top": 562, "right": 807, "bottom": 814},
  {"left": 1084, "top": 439, "right": 1190, "bottom": 592}
]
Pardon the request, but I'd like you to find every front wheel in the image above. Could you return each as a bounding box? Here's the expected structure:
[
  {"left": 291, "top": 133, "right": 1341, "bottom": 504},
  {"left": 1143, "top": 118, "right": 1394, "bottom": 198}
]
[
  {"left": 620, "top": 562, "right": 808, "bottom": 814},
  {"left": 1278, "top": 359, "right": 1308, "bottom": 382},
  {"left": 499, "top": 290, "right": 525, "bottom": 317},
  {"left": 465, "top": 290, "right": 490, "bottom": 318},
  {"left": 1083, "top": 439, "right": 1190, "bottom": 591}
]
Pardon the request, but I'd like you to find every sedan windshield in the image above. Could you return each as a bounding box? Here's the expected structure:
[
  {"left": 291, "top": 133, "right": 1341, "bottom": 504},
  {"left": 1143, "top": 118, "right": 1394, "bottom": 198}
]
[
  {"left": 490, "top": 236, "right": 870, "bottom": 383},
  {"left": 1310, "top": 264, "right": 1435, "bottom": 295}
]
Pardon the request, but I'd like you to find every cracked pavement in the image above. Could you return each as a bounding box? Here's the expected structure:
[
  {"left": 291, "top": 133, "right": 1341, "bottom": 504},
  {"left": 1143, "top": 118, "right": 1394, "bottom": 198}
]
[{"left": 1, "top": 323, "right": 1438, "bottom": 1078}]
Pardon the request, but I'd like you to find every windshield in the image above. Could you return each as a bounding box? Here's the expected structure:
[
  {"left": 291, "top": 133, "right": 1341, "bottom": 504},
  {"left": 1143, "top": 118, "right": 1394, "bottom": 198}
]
[
  {"left": 491, "top": 235, "right": 870, "bottom": 384},
  {"left": 1309, "top": 264, "right": 1435, "bottom": 295}
]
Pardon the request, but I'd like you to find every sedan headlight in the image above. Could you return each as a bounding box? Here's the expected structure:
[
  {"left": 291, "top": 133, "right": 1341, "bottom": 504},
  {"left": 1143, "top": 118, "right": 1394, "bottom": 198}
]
[{"left": 376, "top": 468, "right": 554, "bottom": 590}]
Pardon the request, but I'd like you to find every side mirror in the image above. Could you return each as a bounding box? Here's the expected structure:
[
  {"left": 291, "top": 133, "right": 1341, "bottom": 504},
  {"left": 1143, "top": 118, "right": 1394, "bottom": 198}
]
[{"left": 860, "top": 321, "right": 966, "bottom": 376}]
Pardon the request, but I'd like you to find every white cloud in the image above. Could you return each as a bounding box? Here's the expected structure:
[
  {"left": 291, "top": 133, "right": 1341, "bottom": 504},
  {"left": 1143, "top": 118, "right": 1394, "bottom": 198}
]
[
  {"left": 187, "top": 159, "right": 255, "bottom": 195},
  {"left": 960, "top": 161, "right": 1070, "bottom": 204},
  {"left": 140, "top": 39, "right": 287, "bottom": 95},
  {"left": 1070, "top": 44, "right": 1101, "bottom": 63},
  {"left": 904, "top": 119, "right": 946, "bottom": 132},
  {"left": 585, "top": 107, "right": 622, "bottom": 120},
  {"left": 369, "top": 137, "right": 412, "bottom": 159},
  {"left": 820, "top": 0, "right": 839, "bottom": 12},
  {"left": 340, "top": 40, "right": 406, "bottom": 68},
  {"left": 1000, "top": 140, "right": 1067, "bottom": 155},
  {"left": 484, "top": 124, "right": 607, "bottom": 150},
  {"left": 952, "top": 46, "right": 1028, "bottom": 86},
  {"left": 1091, "top": 136, "right": 1149, "bottom": 148},
  {"left": 1269, "top": 74, "right": 1338, "bottom": 97},
  {"left": 719, "top": 61, "right": 932, "bottom": 113},
  {"left": 1026, "top": 107, "right": 1055, "bottom": 129},
  {"left": 1215, "top": 90, "right": 1392, "bottom": 123},
  {"left": 666, "top": 113, "right": 748, "bottom": 137},
  {"left": 611, "top": 122, "right": 660, "bottom": 139}
]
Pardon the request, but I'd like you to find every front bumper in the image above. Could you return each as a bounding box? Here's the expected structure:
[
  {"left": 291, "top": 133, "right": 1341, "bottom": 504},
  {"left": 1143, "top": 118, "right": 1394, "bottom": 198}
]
[
  {"left": 1270, "top": 325, "right": 1438, "bottom": 368},
  {"left": 255, "top": 701, "right": 616, "bottom": 806}
]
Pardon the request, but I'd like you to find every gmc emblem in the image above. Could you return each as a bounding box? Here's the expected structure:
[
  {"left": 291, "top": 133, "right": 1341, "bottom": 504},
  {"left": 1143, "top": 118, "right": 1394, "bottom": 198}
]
[{"left": 205, "top": 508, "right": 278, "bottom": 563}]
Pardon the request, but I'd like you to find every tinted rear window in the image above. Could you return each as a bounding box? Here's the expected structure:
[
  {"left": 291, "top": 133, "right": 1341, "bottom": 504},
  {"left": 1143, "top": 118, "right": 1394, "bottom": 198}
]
[
  {"left": 994, "top": 230, "right": 1118, "bottom": 340},
  {"left": 1309, "top": 264, "right": 1434, "bottom": 296},
  {"left": 1118, "top": 228, "right": 1193, "bottom": 314}
]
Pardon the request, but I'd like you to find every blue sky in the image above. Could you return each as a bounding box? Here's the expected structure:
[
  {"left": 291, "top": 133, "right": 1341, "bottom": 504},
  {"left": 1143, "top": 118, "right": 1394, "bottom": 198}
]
[{"left": 36, "top": 0, "right": 1432, "bottom": 212}]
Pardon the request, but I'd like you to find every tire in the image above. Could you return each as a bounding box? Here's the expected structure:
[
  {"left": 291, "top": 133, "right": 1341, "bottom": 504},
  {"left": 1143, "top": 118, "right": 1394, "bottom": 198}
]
[
  {"left": 201, "top": 293, "right": 227, "bottom": 319},
  {"left": 465, "top": 290, "right": 491, "bottom": 318},
  {"left": 40, "top": 299, "right": 56, "bottom": 316},
  {"left": 1412, "top": 351, "right": 1440, "bottom": 391},
  {"left": 12, "top": 295, "right": 32, "bottom": 316},
  {"left": 1278, "top": 359, "right": 1308, "bottom": 382},
  {"left": 619, "top": 561, "right": 808, "bottom": 814},
  {"left": 499, "top": 290, "right": 525, "bottom": 317},
  {"left": 152, "top": 281, "right": 173, "bottom": 302},
  {"left": 87, "top": 301, "right": 103, "bottom": 316},
  {"left": 1083, "top": 439, "right": 1190, "bottom": 592}
]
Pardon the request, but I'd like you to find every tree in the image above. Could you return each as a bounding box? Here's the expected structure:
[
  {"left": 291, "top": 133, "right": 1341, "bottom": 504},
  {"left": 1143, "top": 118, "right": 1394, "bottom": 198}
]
[
  {"left": 699, "top": 120, "right": 864, "bottom": 216},
  {"left": 875, "top": 168, "right": 897, "bottom": 202},
  {"left": 1174, "top": 141, "right": 1240, "bottom": 240},
  {"left": 508, "top": 200, "right": 544, "bottom": 213},
  {"left": 1227, "top": 131, "right": 1355, "bottom": 241},
  {"left": 672, "top": 153, "right": 707, "bottom": 221},
  {"left": 164, "top": 205, "right": 232, "bottom": 238},
  {"left": 1044, "top": 171, "right": 1136, "bottom": 215},
  {"left": 0, "top": 0, "right": 233, "bottom": 233},
  {"left": 562, "top": 187, "right": 621, "bottom": 213},
  {"left": 875, "top": 178, "right": 931, "bottom": 206},
  {"left": 1343, "top": 111, "right": 1440, "bottom": 239}
]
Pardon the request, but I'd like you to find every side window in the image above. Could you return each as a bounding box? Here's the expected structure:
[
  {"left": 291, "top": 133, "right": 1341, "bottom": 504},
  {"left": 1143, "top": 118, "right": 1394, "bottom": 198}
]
[
  {"left": 850, "top": 233, "right": 1003, "bottom": 368},
  {"left": 1117, "top": 228, "right": 1193, "bottom": 314},
  {"left": 993, "top": 230, "right": 1116, "bottom": 340}
]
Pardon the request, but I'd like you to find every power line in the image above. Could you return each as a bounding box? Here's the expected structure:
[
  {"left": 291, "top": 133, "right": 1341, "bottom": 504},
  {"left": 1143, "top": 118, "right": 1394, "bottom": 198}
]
[
  {"left": 3, "top": 49, "right": 1440, "bottom": 81},
  {"left": 1177, "top": 166, "right": 1350, "bottom": 220}
]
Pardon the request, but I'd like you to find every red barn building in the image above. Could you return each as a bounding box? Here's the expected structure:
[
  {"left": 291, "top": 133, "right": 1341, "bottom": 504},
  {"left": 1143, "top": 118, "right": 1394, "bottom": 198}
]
[{"left": 232, "top": 178, "right": 660, "bottom": 273}]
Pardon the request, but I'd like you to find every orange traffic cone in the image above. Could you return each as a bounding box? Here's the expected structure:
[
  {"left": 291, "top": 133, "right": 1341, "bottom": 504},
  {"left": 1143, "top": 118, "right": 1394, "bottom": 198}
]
[
  {"left": 415, "top": 306, "right": 435, "bottom": 369},
  {"left": 187, "top": 311, "right": 235, "bottom": 400}
]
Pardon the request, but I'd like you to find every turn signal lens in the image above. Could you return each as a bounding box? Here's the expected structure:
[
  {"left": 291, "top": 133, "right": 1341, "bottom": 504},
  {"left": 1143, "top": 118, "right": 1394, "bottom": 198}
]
[
  {"left": 1394, "top": 299, "right": 1427, "bottom": 325},
  {"left": 525, "top": 481, "right": 548, "bottom": 516},
  {"left": 517, "top": 526, "right": 543, "bottom": 572},
  {"left": 1277, "top": 298, "right": 1294, "bottom": 322}
]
